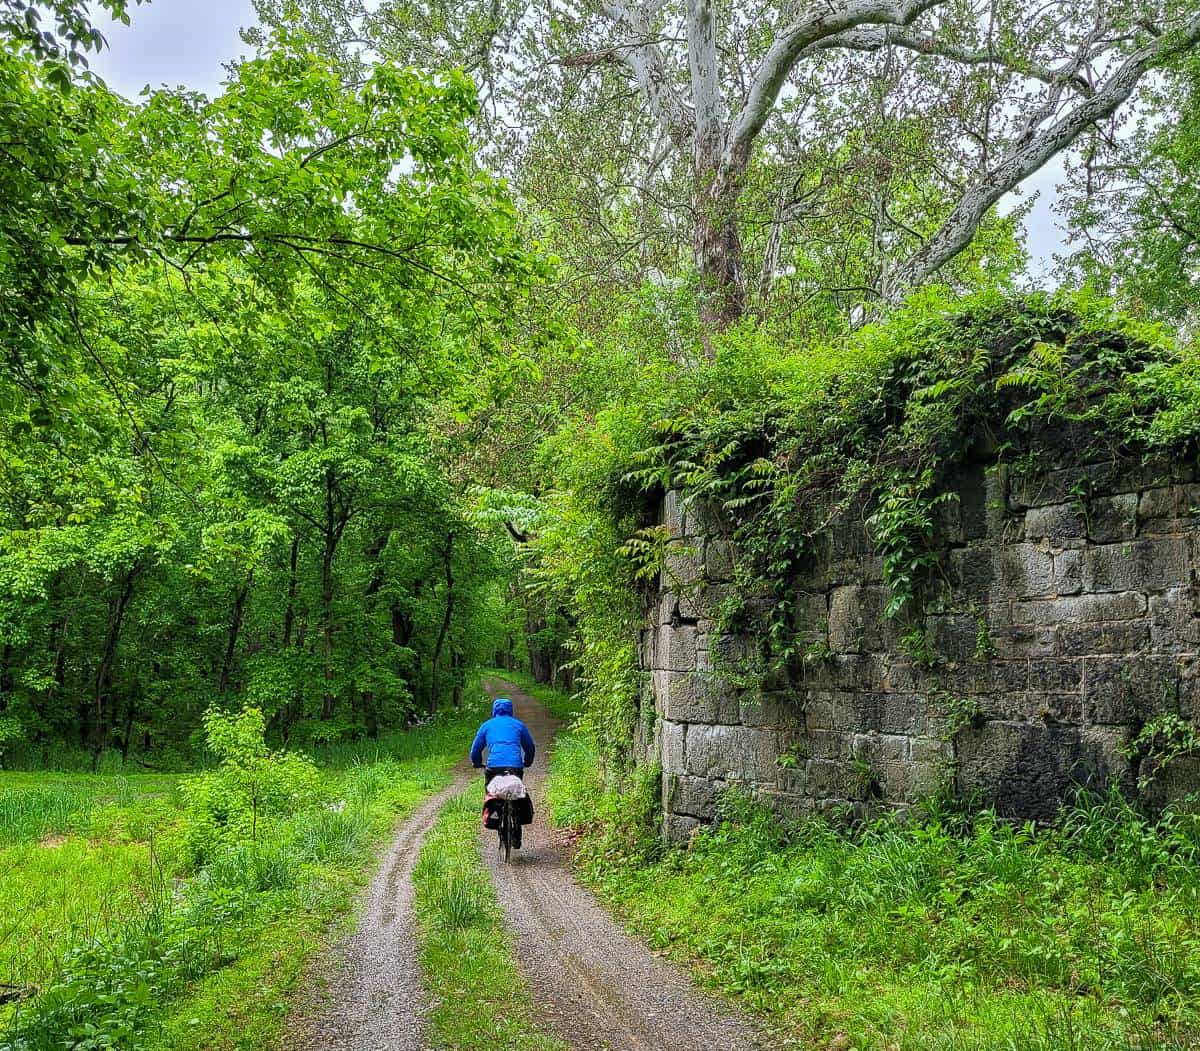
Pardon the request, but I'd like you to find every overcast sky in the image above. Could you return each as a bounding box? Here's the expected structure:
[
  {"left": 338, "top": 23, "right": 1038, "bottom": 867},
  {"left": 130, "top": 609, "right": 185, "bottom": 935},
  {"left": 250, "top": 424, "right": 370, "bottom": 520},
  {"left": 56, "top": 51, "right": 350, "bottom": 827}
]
[
  {"left": 89, "top": 0, "right": 258, "bottom": 98},
  {"left": 85, "top": 1, "right": 1068, "bottom": 278}
]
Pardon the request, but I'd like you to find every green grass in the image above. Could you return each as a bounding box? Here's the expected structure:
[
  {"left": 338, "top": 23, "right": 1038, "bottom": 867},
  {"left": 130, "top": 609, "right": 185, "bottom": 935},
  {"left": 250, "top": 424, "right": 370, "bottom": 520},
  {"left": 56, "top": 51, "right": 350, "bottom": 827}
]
[
  {"left": 547, "top": 726, "right": 1200, "bottom": 1051},
  {"left": 413, "top": 788, "right": 565, "bottom": 1051},
  {"left": 0, "top": 689, "right": 493, "bottom": 1050}
]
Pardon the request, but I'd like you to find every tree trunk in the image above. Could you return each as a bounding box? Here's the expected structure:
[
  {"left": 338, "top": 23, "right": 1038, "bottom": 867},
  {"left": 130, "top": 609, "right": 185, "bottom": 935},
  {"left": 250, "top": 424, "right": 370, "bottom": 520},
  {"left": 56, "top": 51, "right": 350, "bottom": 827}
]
[
  {"left": 693, "top": 161, "right": 747, "bottom": 343},
  {"left": 430, "top": 532, "right": 455, "bottom": 714},
  {"left": 219, "top": 571, "right": 253, "bottom": 694},
  {"left": 91, "top": 563, "right": 140, "bottom": 769},
  {"left": 282, "top": 535, "right": 299, "bottom": 647}
]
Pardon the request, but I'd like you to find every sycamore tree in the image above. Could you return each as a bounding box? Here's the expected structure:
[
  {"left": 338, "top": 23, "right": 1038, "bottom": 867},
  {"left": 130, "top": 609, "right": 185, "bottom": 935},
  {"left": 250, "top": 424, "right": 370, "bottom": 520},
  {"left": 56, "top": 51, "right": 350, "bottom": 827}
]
[{"left": 262, "top": 0, "right": 1200, "bottom": 336}]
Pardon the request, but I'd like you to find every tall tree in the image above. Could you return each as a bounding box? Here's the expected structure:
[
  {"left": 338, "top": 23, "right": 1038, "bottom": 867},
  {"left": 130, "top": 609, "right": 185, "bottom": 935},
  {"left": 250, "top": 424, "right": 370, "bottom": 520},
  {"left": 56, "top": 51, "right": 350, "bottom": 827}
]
[{"left": 264, "top": 0, "right": 1200, "bottom": 334}]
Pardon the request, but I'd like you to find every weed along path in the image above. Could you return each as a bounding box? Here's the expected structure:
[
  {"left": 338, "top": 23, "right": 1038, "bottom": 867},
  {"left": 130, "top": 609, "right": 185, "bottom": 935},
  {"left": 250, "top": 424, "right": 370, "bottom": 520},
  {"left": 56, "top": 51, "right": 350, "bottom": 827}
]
[
  {"left": 481, "top": 678, "right": 766, "bottom": 1051},
  {"left": 287, "top": 764, "right": 474, "bottom": 1051}
]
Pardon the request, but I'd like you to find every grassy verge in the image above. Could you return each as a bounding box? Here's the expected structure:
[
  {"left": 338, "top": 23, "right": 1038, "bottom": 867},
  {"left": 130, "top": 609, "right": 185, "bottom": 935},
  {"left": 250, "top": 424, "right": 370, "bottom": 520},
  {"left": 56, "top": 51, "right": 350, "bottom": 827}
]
[
  {"left": 480, "top": 668, "right": 582, "bottom": 724},
  {"left": 0, "top": 690, "right": 490, "bottom": 1050},
  {"left": 547, "top": 726, "right": 1200, "bottom": 1051},
  {"left": 412, "top": 788, "right": 565, "bottom": 1051}
]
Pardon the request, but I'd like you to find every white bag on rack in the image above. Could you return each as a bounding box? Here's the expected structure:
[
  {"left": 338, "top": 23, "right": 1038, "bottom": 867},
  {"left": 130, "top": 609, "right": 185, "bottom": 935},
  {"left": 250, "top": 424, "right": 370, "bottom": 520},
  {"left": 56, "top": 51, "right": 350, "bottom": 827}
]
[{"left": 486, "top": 774, "right": 527, "bottom": 799}]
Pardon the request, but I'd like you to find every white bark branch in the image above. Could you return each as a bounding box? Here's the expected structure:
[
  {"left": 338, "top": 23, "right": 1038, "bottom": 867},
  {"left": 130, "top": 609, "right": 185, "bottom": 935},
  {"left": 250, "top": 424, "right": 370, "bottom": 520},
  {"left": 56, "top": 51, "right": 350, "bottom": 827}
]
[
  {"left": 888, "top": 14, "right": 1200, "bottom": 300},
  {"left": 686, "top": 0, "right": 726, "bottom": 164},
  {"left": 727, "top": 0, "right": 945, "bottom": 168},
  {"left": 599, "top": 0, "right": 695, "bottom": 148},
  {"left": 806, "top": 25, "right": 1094, "bottom": 95}
]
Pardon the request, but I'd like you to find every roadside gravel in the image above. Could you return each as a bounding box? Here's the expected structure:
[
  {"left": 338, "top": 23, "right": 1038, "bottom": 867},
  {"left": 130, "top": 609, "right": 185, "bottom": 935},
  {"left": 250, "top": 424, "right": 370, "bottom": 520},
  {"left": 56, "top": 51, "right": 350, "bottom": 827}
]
[
  {"left": 285, "top": 766, "right": 471, "bottom": 1051},
  {"left": 481, "top": 678, "right": 767, "bottom": 1051}
]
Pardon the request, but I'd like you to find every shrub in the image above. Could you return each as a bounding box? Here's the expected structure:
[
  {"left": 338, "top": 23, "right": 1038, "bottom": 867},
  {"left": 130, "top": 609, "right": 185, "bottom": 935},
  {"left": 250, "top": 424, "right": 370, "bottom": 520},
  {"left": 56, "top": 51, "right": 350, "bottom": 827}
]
[{"left": 181, "top": 706, "right": 321, "bottom": 863}]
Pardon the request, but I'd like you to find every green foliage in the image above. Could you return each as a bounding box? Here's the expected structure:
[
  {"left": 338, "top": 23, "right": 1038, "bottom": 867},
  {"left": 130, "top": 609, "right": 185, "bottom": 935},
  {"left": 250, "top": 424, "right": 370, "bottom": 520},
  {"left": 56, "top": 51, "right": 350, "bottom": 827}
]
[
  {"left": 613, "top": 289, "right": 1190, "bottom": 678},
  {"left": 0, "top": 694, "right": 484, "bottom": 1048},
  {"left": 0, "top": 18, "right": 547, "bottom": 757},
  {"left": 181, "top": 707, "right": 320, "bottom": 862},
  {"left": 546, "top": 724, "right": 663, "bottom": 867},
  {"left": 551, "top": 739, "right": 1200, "bottom": 1050},
  {"left": 1128, "top": 713, "right": 1200, "bottom": 792}
]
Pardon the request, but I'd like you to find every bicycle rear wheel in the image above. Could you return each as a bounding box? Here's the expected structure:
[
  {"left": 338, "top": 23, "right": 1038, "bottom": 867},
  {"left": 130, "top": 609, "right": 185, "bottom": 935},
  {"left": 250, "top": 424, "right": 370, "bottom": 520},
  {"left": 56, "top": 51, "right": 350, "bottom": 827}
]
[{"left": 503, "top": 802, "right": 514, "bottom": 864}]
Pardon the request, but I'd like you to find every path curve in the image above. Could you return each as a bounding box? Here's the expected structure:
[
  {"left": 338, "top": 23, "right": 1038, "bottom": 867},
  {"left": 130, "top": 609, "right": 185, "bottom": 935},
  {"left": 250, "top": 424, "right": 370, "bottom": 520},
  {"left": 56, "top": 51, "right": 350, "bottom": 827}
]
[
  {"left": 481, "top": 677, "right": 767, "bottom": 1051},
  {"left": 287, "top": 763, "right": 472, "bottom": 1051}
]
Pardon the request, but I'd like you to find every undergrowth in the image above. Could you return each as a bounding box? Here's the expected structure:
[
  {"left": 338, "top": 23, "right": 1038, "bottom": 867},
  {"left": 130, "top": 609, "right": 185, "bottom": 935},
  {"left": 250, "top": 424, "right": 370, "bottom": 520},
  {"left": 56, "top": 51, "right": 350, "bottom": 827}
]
[
  {"left": 0, "top": 695, "right": 488, "bottom": 1050},
  {"left": 547, "top": 725, "right": 1200, "bottom": 1050},
  {"left": 412, "top": 790, "right": 565, "bottom": 1051}
]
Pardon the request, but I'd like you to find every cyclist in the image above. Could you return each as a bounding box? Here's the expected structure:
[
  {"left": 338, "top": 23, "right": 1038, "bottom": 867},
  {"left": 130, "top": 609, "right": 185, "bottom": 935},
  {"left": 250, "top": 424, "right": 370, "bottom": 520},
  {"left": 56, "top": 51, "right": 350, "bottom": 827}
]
[
  {"left": 470, "top": 697, "right": 536, "bottom": 791},
  {"left": 471, "top": 697, "right": 536, "bottom": 850}
]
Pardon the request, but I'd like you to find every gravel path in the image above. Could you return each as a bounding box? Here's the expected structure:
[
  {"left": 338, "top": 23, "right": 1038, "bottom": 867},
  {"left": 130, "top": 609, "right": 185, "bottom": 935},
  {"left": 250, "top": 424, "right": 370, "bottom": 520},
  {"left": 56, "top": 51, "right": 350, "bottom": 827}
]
[
  {"left": 286, "top": 764, "right": 472, "bottom": 1051},
  {"left": 481, "top": 677, "right": 768, "bottom": 1051}
]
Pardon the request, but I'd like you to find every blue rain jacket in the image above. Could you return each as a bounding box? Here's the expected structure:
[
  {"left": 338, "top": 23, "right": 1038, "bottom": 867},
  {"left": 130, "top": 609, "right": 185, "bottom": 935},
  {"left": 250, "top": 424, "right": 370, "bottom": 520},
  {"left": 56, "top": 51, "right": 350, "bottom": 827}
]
[{"left": 470, "top": 698, "right": 536, "bottom": 770}]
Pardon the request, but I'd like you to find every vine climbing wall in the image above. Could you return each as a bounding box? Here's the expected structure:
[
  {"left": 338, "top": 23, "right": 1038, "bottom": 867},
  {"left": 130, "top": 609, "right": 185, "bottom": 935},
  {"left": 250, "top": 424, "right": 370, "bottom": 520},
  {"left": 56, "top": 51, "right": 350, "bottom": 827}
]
[{"left": 647, "top": 452, "right": 1200, "bottom": 842}]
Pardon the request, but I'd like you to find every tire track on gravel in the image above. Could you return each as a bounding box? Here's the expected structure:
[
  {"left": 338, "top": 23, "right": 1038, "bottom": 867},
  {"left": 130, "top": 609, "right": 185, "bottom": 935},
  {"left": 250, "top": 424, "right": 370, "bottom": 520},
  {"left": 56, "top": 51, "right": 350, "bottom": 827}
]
[
  {"left": 481, "top": 677, "right": 767, "bottom": 1051},
  {"left": 286, "top": 763, "right": 472, "bottom": 1051}
]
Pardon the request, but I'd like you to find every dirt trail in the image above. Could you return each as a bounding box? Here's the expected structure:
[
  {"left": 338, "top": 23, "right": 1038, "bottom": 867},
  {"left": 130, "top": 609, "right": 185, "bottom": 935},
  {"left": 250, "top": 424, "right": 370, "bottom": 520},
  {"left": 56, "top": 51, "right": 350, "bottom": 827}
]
[
  {"left": 481, "top": 678, "right": 767, "bottom": 1051},
  {"left": 286, "top": 764, "right": 472, "bottom": 1051}
]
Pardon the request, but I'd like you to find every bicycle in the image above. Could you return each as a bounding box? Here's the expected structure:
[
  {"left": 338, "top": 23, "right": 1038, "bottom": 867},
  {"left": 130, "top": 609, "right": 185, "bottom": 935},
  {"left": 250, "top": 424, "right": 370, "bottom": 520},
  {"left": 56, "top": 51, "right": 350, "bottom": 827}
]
[{"left": 496, "top": 797, "right": 519, "bottom": 864}]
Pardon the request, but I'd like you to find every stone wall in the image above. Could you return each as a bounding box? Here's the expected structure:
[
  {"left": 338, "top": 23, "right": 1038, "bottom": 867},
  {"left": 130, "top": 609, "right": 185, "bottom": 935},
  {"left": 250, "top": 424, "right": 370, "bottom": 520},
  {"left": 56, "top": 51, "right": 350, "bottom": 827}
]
[{"left": 645, "top": 453, "right": 1200, "bottom": 842}]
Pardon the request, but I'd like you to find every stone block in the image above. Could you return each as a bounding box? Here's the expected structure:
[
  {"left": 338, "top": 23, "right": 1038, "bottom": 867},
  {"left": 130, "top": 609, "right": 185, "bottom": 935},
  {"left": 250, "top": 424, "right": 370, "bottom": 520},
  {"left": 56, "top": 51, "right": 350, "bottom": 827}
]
[
  {"left": 662, "top": 719, "right": 686, "bottom": 774},
  {"left": 1013, "top": 591, "right": 1146, "bottom": 625},
  {"left": 828, "top": 585, "right": 888, "bottom": 653},
  {"left": 1142, "top": 755, "right": 1200, "bottom": 810},
  {"left": 805, "top": 759, "right": 865, "bottom": 800},
  {"left": 808, "top": 730, "right": 851, "bottom": 760},
  {"left": 1053, "top": 549, "right": 1083, "bottom": 596},
  {"left": 909, "top": 737, "right": 952, "bottom": 764},
  {"left": 1138, "top": 485, "right": 1200, "bottom": 535},
  {"left": 1179, "top": 659, "right": 1200, "bottom": 722},
  {"left": 851, "top": 732, "right": 907, "bottom": 764},
  {"left": 759, "top": 790, "right": 813, "bottom": 823},
  {"left": 704, "top": 538, "right": 735, "bottom": 582},
  {"left": 684, "top": 724, "right": 778, "bottom": 783},
  {"left": 669, "top": 774, "right": 721, "bottom": 819},
  {"left": 1000, "top": 544, "right": 1055, "bottom": 598},
  {"left": 683, "top": 724, "right": 744, "bottom": 780},
  {"left": 829, "top": 513, "right": 873, "bottom": 558},
  {"left": 1025, "top": 503, "right": 1086, "bottom": 544},
  {"left": 955, "top": 721, "right": 1111, "bottom": 820},
  {"left": 926, "top": 614, "right": 980, "bottom": 664},
  {"left": 1082, "top": 654, "right": 1179, "bottom": 725},
  {"left": 662, "top": 490, "right": 686, "bottom": 538},
  {"left": 662, "top": 813, "right": 701, "bottom": 843},
  {"left": 990, "top": 624, "right": 1057, "bottom": 660},
  {"left": 658, "top": 669, "right": 739, "bottom": 724},
  {"left": 802, "top": 693, "right": 839, "bottom": 731},
  {"left": 739, "top": 691, "right": 801, "bottom": 728},
  {"left": 661, "top": 541, "right": 704, "bottom": 591},
  {"left": 639, "top": 627, "right": 655, "bottom": 670},
  {"left": 795, "top": 589, "right": 829, "bottom": 631},
  {"left": 1088, "top": 493, "right": 1138, "bottom": 543},
  {"left": 844, "top": 695, "right": 926, "bottom": 734},
  {"left": 932, "top": 492, "right": 964, "bottom": 545},
  {"left": 881, "top": 759, "right": 946, "bottom": 803},
  {"left": 1149, "top": 588, "right": 1200, "bottom": 651},
  {"left": 1035, "top": 658, "right": 1084, "bottom": 691},
  {"left": 1083, "top": 537, "right": 1190, "bottom": 593},
  {"left": 657, "top": 623, "right": 698, "bottom": 673},
  {"left": 1057, "top": 621, "right": 1150, "bottom": 656}
]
